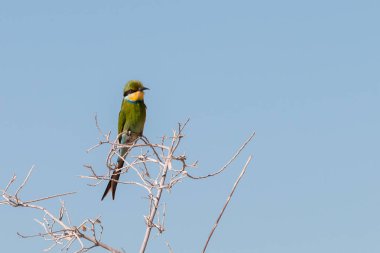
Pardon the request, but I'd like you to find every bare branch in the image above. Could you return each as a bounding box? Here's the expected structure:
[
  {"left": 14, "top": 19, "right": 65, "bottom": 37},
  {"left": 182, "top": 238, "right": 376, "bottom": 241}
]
[
  {"left": 15, "top": 165, "right": 35, "bottom": 198},
  {"left": 82, "top": 119, "right": 255, "bottom": 253},
  {"left": 202, "top": 155, "right": 252, "bottom": 253},
  {"left": 187, "top": 132, "right": 255, "bottom": 179},
  {"left": 166, "top": 241, "right": 174, "bottom": 253},
  {"left": 23, "top": 192, "right": 76, "bottom": 204},
  {"left": 4, "top": 174, "right": 16, "bottom": 192},
  {"left": 4, "top": 115, "right": 255, "bottom": 253},
  {"left": 1, "top": 170, "right": 122, "bottom": 253}
]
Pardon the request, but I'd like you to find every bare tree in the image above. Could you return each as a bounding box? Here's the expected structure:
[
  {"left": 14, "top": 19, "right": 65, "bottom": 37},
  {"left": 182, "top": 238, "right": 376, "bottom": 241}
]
[{"left": 1, "top": 119, "right": 254, "bottom": 253}]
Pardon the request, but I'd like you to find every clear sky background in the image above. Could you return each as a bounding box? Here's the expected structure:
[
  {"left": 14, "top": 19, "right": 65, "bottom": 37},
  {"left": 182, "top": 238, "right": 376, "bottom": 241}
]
[{"left": 1, "top": 0, "right": 379, "bottom": 252}]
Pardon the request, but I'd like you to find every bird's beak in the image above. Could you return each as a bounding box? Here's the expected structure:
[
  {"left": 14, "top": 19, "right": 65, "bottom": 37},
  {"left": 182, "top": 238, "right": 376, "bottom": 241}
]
[{"left": 140, "top": 87, "right": 149, "bottom": 91}]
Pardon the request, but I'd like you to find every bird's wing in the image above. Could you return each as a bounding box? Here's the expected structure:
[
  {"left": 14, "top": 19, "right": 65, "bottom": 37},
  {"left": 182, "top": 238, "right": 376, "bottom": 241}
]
[{"left": 118, "top": 109, "right": 127, "bottom": 143}]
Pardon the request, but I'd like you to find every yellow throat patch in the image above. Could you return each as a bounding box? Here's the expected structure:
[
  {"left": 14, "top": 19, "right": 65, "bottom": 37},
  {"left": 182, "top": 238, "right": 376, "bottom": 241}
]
[{"left": 126, "top": 91, "right": 144, "bottom": 102}]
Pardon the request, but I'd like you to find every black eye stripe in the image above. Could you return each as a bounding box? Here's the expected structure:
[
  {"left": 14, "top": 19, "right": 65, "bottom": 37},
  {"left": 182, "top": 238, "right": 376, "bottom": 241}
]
[{"left": 123, "top": 90, "right": 136, "bottom": 97}]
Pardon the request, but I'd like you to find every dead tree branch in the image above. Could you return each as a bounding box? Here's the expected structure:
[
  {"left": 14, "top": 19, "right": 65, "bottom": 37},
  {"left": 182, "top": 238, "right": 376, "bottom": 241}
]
[
  {"left": 202, "top": 155, "right": 253, "bottom": 253},
  {"left": 1, "top": 118, "right": 255, "bottom": 253},
  {"left": 1, "top": 167, "right": 122, "bottom": 253},
  {"left": 84, "top": 119, "right": 255, "bottom": 253}
]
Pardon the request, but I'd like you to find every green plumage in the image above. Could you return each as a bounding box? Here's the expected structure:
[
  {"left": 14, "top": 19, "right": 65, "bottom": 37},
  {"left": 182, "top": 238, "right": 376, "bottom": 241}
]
[
  {"left": 101, "top": 80, "right": 148, "bottom": 200},
  {"left": 118, "top": 100, "right": 146, "bottom": 141}
]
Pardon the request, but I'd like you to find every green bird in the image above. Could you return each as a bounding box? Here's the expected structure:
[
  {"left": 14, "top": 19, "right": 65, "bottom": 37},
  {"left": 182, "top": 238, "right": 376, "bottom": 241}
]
[{"left": 101, "top": 80, "right": 149, "bottom": 200}]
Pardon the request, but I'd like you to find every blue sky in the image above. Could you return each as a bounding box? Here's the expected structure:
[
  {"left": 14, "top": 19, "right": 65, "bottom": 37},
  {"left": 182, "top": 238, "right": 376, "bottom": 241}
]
[{"left": 1, "top": 0, "right": 379, "bottom": 252}]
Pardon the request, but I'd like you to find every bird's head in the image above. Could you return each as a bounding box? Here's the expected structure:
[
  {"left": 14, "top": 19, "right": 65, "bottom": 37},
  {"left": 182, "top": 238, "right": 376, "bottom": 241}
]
[{"left": 123, "top": 80, "right": 149, "bottom": 102}]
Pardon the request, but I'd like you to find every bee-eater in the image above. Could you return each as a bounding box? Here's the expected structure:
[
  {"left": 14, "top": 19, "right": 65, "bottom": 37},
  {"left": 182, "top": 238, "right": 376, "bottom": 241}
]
[{"left": 101, "top": 80, "right": 148, "bottom": 200}]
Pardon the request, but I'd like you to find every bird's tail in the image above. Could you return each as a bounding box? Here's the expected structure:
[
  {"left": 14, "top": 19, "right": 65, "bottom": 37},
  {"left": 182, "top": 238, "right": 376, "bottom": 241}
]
[{"left": 101, "top": 159, "right": 124, "bottom": 200}]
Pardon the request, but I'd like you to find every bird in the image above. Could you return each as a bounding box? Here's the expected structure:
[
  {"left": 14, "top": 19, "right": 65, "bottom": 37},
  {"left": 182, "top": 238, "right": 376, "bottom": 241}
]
[{"left": 101, "top": 80, "right": 149, "bottom": 200}]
